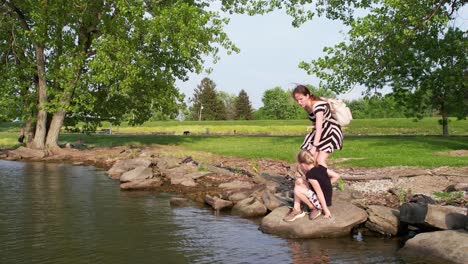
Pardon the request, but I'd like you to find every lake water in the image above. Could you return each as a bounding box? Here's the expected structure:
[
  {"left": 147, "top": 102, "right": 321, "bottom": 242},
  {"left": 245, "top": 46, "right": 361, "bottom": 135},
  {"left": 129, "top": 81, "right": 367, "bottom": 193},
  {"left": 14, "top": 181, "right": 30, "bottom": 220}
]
[{"left": 0, "top": 160, "right": 426, "bottom": 263}]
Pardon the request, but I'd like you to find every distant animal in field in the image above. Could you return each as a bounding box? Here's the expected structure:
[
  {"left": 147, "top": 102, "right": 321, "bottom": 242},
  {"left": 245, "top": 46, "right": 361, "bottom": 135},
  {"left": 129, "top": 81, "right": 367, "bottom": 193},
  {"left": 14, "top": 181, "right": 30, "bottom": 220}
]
[{"left": 183, "top": 131, "right": 190, "bottom": 135}]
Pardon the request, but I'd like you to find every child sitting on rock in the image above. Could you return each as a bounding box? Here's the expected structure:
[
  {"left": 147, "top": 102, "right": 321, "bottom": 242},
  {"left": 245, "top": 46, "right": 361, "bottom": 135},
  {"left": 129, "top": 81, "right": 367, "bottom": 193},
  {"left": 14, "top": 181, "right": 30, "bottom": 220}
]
[{"left": 283, "top": 149, "right": 334, "bottom": 222}]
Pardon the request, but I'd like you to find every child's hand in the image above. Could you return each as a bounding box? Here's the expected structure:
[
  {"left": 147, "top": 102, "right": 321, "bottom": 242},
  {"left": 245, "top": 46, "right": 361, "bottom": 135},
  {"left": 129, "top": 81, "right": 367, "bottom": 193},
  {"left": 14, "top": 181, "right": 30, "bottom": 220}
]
[{"left": 323, "top": 208, "right": 332, "bottom": 219}]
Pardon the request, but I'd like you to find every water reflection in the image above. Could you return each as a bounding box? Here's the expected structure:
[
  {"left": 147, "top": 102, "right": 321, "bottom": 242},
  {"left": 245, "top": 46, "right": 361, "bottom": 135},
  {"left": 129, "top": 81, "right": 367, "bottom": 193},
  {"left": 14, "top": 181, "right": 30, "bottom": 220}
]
[{"left": 0, "top": 160, "right": 411, "bottom": 264}]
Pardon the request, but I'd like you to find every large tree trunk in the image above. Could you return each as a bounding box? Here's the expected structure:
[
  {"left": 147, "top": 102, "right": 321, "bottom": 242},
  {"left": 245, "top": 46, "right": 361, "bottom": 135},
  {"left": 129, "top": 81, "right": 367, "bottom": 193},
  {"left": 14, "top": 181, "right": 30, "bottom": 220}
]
[
  {"left": 45, "top": 110, "right": 66, "bottom": 149},
  {"left": 32, "top": 45, "right": 48, "bottom": 149},
  {"left": 441, "top": 106, "right": 449, "bottom": 137},
  {"left": 25, "top": 119, "right": 35, "bottom": 147}
]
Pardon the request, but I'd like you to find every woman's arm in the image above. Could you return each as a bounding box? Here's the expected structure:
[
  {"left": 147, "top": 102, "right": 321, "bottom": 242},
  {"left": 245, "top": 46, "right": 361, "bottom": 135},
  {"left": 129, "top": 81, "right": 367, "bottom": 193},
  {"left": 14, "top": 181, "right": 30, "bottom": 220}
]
[{"left": 309, "top": 179, "right": 332, "bottom": 218}]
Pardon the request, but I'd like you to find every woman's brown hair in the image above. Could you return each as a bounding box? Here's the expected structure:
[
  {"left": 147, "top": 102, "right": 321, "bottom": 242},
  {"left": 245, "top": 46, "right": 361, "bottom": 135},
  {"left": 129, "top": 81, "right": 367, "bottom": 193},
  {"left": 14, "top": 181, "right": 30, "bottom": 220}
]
[{"left": 292, "top": 85, "right": 321, "bottom": 101}]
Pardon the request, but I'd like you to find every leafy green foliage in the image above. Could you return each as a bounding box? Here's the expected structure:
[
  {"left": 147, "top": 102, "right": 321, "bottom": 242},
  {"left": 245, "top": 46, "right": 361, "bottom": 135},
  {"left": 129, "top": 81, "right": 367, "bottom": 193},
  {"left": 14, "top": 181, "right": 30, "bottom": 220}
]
[
  {"left": 1, "top": 0, "right": 239, "bottom": 147},
  {"left": 301, "top": 0, "right": 467, "bottom": 135}
]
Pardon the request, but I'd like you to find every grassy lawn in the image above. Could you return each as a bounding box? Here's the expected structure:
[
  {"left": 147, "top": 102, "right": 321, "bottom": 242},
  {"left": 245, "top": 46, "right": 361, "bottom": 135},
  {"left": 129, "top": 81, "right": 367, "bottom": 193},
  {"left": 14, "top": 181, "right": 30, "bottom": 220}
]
[
  {"left": 1, "top": 118, "right": 467, "bottom": 168},
  {"left": 99, "top": 117, "right": 467, "bottom": 136},
  {"left": 53, "top": 134, "right": 467, "bottom": 168}
]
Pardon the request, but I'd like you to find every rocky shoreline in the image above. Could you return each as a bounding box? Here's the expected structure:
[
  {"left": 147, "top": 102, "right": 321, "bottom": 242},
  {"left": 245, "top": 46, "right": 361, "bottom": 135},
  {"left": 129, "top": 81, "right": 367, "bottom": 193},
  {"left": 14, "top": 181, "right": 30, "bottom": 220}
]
[{"left": 2, "top": 145, "right": 467, "bottom": 263}]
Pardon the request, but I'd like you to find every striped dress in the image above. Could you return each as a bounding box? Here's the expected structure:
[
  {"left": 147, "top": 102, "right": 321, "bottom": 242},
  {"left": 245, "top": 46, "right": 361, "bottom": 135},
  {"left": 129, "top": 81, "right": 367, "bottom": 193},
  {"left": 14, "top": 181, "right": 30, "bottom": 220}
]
[{"left": 301, "top": 101, "right": 343, "bottom": 153}]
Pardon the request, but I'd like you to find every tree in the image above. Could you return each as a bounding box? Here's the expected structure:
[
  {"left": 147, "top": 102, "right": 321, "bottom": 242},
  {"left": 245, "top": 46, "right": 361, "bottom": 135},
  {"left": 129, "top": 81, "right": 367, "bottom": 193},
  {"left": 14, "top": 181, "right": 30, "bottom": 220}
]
[
  {"left": 234, "top": 89, "right": 253, "bottom": 120},
  {"left": 218, "top": 91, "right": 237, "bottom": 120},
  {"left": 298, "top": 0, "right": 467, "bottom": 136},
  {"left": 0, "top": 0, "right": 238, "bottom": 149},
  {"left": 190, "top": 77, "right": 226, "bottom": 120},
  {"left": 261, "top": 87, "right": 297, "bottom": 120}
]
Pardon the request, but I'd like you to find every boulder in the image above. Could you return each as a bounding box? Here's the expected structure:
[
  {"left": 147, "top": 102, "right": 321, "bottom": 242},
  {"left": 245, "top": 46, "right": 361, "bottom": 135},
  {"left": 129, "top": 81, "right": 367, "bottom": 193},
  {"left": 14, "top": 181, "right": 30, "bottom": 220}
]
[
  {"left": 401, "top": 202, "right": 467, "bottom": 230},
  {"left": 120, "top": 178, "right": 162, "bottom": 190},
  {"left": 219, "top": 180, "right": 255, "bottom": 190},
  {"left": 445, "top": 183, "right": 468, "bottom": 192},
  {"left": 231, "top": 197, "right": 268, "bottom": 218},
  {"left": 262, "top": 190, "right": 284, "bottom": 211},
  {"left": 162, "top": 164, "right": 197, "bottom": 180},
  {"left": 205, "top": 195, "right": 233, "bottom": 211},
  {"left": 225, "top": 190, "right": 253, "bottom": 203},
  {"left": 170, "top": 174, "right": 197, "bottom": 187},
  {"left": 399, "top": 230, "right": 468, "bottom": 264},
  {"left": 107, "top": 158, "right": 151, "bottom": 179},
  {"left": 259, "top": 201, "right": 368, "bottom": 238},
  {"left": 7, "top": 147, "right": 47, "bottom": 160},
  {"left": 170, "top": 197, "right": 192, "bottom": 207},
  {"left": 425, "top": 204, "right": 467, "bottom": 230},
  {"left": 156, "top": 156, "right": 181, "bottom": 170},
  {"left": 365, "top": 205, "right": 400, "bottom": 236},
  {"left": 120, "top": 166, "right": 153, "bottom": 182},
  {"left": 185, "top": 171, "right": 214, "bottom": 180}
]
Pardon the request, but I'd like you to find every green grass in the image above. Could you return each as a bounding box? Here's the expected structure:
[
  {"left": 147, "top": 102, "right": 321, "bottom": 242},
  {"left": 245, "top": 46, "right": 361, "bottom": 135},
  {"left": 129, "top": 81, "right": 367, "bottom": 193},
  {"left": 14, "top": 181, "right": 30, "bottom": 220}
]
[
  {"left": 53, "top": 134, "right": 467, "bottom": 167},
  {"left": 87, "top": 117, "right": 467, "bottom": 136},
  {"left": 1, "top": 118, "right": 467, "bottom": 168}
]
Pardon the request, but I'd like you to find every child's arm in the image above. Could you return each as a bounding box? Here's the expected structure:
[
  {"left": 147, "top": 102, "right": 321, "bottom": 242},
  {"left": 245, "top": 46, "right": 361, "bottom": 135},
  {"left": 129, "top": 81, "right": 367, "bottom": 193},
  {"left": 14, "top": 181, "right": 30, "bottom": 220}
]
[{"left": 309, "top": 179, "right": 332, "bottom": 218}]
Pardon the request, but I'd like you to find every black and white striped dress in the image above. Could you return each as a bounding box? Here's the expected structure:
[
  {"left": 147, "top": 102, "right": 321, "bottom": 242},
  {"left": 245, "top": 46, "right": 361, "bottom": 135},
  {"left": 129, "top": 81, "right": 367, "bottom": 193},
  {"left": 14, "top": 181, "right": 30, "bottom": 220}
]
[{"left": 301, "top": 101, "right": 343, "bottom": 153}]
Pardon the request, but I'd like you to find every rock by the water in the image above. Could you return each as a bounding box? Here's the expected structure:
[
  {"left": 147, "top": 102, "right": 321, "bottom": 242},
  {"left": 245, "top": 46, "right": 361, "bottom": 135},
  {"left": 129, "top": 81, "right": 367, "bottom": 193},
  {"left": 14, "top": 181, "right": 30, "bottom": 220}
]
[
  {"left": 219, "top": 180, "right": 255, "bottom": 189},
  {"left": 261, "top": 191, "right": 284, "bottom": 211},
  {"left": 231, "top": 197, "right": 267, "bottom": 218},
  {"left": 399, "top": 230, "right": 468, "bottom": 264},
  {"left": 205, "top": 195, "right": 233, "bottom": 211},
  {"left": 170, "top": 197, "right": 192, "bottom": 207},
  {"left": 120, "top": 178, "right": 162, "bottom": 190},
  {"left": 365, "top": 205, "right": 400, "bottom": 236},
  {"left": 259, "top": 201, "right": 368, "bottom": 238},
  {"left": 120, "top": 166, "right": 153, "bottom": 182},
  {"left": 7, "top": 147, "right": 47, "bottom": 160},
  {"left": 108, "top": 158, "right": 151, "bottom": 179},
  {"left": 425, "top": 204, "right": 467, "bottom": 230}
]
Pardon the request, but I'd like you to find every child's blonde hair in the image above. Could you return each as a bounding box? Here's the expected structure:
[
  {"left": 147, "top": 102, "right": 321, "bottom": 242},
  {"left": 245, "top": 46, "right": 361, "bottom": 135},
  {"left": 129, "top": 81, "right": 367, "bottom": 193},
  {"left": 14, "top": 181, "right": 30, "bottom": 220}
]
[{"left": 297, "top": 149, "right": 316, "bottom": 166}]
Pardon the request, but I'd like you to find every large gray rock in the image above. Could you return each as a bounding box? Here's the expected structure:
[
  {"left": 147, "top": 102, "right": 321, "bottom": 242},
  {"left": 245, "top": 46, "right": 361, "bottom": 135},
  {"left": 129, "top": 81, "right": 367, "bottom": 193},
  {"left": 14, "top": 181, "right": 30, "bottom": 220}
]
[
  {"left": 260, "top": 201, "right": 368, "bottom": 238},
  {"left": 7, "top": 147, "right": 47, "bottom": 160},
  {"left": 399, "top": 230, "right": 468, "bottom": 264},
  {"left": 232, "top": 197, "right": 268, "bottom": 218},
  {"left": 219, "top": 180, "right": 255, "bottom": 189},
  {"left": 155, "top": 156, "right": 181, "bottom": 170},
  {"left": 401, "top": 202, "right": 467, "bottom": 230},
  {"left": 262, "top": 190, "right": 284, "bottom": 211},
  {"left": 205, "top": 195, "right": 233, "bottom": 211},
  {"left": 425, "top": 204, "right": 467, "bottom": 230},
  {"left": 108, "top": 158, "right": 151, "bottom": 179},
  {"left": 120, "top": 178, "right": 162, "bottom": 190},
  {"left": 120, "top": 166, "right": 153, "bottom": 182},
  {"left": 365, "top": 205, "right": 400, "bottom": 236}
]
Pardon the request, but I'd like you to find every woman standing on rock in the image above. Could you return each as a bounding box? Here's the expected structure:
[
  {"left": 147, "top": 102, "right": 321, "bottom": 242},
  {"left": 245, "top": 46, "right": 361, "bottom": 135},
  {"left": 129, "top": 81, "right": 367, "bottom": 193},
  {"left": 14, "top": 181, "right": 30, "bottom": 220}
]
[
  {"left": 283, "top": 150, "right": 333, "bottom": 222},
  {"left": 292, "top": 85, "right": 343, "bottom": 183}
]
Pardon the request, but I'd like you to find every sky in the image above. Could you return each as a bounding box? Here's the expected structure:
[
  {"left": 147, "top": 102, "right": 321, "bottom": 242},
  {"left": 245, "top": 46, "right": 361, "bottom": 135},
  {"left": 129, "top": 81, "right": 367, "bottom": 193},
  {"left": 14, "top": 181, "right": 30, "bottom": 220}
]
[{"left": 175, "top": 10, "right": 362, "bottom": 110}]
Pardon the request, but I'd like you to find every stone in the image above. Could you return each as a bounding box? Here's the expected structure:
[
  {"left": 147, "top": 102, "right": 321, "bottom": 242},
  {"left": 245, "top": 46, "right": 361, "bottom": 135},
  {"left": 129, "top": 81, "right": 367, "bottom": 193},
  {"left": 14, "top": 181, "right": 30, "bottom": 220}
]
[
  {"left": 156, "top": 156, "right": 181, "bottom": 170},
  {"left": 185, "top": 171, "right": 214, "bottom": 180},
  {"left": 205, "top": 195, "right": 233, "bottom": 211},
  {"left": 226, "top": 190, "right": 252, "bottom": 203},
  {"left": 107, "top": 158, "right": 151, "bottom": 179},
  {"left": 445, "top": 183, "right": 468, "bottom": 192},
  {"left": 365, "top": 205, "right": 400, "bottom": 236},
  {"left": 262, "top": 190, "right": 284, "bottom": 211},
  {"left": 259, "top": 201, "right": 368, "bottom": 238},
  {"left": 424, "top": 204, "right": 467, "bottom": 230},
  {"left": 120, "top": 178, "right": 162, "bottom": 190},
  {"left": 400, "top": 202, "right": 428, "bottom": 225},
  {"left": 170, "top": 197, "right": 192, "bottom": 207},
  {"left": 399, "top": 230, "right": 468, "bottom": 264},
  {"left": 120, "top": 166, "right": 153, "bottom": 182},
  {"left": 7, "top": 146, "right": 47, "bottom": 160},
  {"left": 163, "top": 164, "right": 198, "bottom": 180},
  {"left": 219, "top": 180, "right": 255, "bottom": 189},
  {"left": 231, "top": 197, "right": 268, "bottom": 218}
]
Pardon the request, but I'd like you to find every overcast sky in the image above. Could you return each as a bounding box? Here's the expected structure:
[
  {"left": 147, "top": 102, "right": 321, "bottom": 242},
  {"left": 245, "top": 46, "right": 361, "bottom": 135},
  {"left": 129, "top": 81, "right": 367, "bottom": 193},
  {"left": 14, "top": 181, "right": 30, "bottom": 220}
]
[{"left": 175, "top": 10, "right": 363, "bottom": 109}]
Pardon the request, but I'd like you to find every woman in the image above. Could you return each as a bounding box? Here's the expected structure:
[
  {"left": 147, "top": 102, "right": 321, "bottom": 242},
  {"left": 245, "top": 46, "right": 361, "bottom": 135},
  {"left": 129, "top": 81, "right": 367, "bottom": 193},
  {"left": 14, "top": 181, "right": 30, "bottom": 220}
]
[
  {"left": 292, "top": 85, "right": 343, "bottom": 183},
  {"left": 283, "top": 150, "right": 333, "bottom": 221}
]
